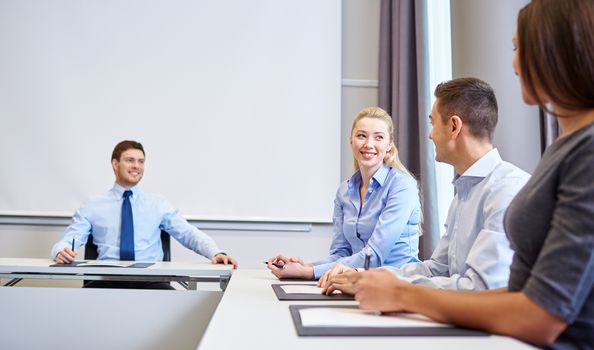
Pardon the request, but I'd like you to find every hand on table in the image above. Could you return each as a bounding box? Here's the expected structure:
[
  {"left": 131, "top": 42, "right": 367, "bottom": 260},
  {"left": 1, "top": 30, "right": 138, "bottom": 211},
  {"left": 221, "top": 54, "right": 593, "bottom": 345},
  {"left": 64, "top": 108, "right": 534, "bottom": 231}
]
[
  {"left": 317, "top": 262, "right": 357, "bottom": 290},
  {"left": 267, "top": 255, "right": 304, "bottom": 266},
  {"left": 266, "top": 255, "right": 313, "bottom": 279},
  {"left": 212, "top": 253, "right": 238, "bottom": 269},
  {"left": 350, "top": 268, "right": 409, "bottom": 312}
]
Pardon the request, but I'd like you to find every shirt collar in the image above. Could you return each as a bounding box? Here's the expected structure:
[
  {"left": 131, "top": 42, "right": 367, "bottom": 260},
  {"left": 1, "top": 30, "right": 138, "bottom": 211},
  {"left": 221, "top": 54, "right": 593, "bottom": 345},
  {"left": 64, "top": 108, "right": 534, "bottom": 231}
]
[
  {"left": 458, "top": 148, "right": 502, "bottom": 179},
  {"left": 371, "top": 163, "right": 391, "bottom": 187},
  {"left": 452, "top": 149, "right": 501, "bottom": 198},
  {"left": 112, "top": 183, "right": 140, "bottom": 198},
  {"left": 348, "top": 163, "right": 391, "bottom": 189}
]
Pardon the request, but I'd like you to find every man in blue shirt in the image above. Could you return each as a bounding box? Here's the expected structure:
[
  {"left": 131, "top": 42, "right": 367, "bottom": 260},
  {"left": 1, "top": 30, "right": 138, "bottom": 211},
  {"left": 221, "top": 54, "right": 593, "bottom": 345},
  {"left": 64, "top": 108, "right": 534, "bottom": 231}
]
[
  {"left": 320, "top": 77, "right": 529, "bottom": 292},
  {"left": 52, "top": 140, "right": 237, "bottom": 289}
]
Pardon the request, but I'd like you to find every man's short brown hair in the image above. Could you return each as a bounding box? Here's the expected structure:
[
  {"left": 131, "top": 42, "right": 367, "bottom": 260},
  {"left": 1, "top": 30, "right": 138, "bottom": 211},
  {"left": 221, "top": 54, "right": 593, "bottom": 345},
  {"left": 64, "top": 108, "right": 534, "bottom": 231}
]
[
  {"left": 434, "top": 77, "right": 498, "bottom": 142},
  {"left": 111, "top": 140, "right": 145, "bottom": 161}
]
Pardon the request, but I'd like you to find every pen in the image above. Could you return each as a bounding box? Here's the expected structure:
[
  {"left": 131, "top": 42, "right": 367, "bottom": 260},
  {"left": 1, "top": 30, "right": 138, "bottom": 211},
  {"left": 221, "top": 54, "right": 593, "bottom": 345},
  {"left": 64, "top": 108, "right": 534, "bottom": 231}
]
[
  {"left": 71, "top": 237, "right": 75, "bottom": 251},
  {"left": 364, "top": 246, "right": 372, "bottom": 270},
  {"left": 264, "top": 261, "right": 284, "bottom": 269}
]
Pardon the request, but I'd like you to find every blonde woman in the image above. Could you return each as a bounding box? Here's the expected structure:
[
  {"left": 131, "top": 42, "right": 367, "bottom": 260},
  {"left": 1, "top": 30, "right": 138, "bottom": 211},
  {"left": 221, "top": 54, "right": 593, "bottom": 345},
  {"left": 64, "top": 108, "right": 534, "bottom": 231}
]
[{"left": 267, "top": 107, "right": 421, "bottom": 280}]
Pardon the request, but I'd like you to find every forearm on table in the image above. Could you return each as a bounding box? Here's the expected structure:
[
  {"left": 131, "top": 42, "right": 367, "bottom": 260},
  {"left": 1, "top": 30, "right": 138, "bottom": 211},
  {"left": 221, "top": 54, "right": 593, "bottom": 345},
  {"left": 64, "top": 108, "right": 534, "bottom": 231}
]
[{"left": 398, "top": 284, "right": 565, "bottom": 346}]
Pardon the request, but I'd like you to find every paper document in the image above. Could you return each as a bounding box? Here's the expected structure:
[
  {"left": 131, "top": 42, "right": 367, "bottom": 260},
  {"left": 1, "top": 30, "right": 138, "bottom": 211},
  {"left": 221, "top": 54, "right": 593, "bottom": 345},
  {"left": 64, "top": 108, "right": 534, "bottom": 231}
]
[
  {"left": 299, "top": 307, "right": 451, "bottom": 328},
  {"left": 75, "top": 261, "right": 131, "bottom": 267},
  {"left": 280, "top": 285, "right": 341, "bottom": 295}
]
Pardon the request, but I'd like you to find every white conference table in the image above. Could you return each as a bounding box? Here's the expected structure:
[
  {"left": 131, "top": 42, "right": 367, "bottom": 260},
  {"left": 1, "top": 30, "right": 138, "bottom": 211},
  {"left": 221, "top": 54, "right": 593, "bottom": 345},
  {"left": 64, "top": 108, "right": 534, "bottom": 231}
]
[
  {"left": 0, "top": 258, "right": 235, "bottom": 350},
  {"left": 0, "top": 257, "right": 233, "bottom": 290},
  {"left": 198, "top": 269, "right": 537, "bottom": 350}
]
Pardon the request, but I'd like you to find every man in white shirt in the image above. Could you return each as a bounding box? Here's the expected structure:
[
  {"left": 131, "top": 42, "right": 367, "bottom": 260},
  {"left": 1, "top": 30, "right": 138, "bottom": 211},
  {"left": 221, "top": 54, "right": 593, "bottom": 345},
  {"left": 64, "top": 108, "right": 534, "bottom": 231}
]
[{"left": 320, "top": 77, "right": 529, "bottom": 293}]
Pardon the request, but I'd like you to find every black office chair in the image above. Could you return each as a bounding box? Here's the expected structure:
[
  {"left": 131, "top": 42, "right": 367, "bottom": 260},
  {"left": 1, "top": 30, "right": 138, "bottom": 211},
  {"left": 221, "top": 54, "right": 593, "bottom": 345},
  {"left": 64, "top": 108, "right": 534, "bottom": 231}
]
[
  {"left": 83, "top": 230, "right": 171, "bottom": 287},
  {"left": 84, "top": 230, "right": 171, "bottom": 261}
]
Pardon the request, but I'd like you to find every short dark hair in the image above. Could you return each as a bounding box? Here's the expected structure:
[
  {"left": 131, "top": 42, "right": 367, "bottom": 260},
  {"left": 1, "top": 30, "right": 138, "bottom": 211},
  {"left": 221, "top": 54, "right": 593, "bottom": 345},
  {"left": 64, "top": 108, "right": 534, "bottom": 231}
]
[
  {"left": 111, "top": 140, "right": 145, "bottom": 161},
  {"left": 434, "top": 77, "right": 498, "bottom": 142},
  {"left": 518, "top": 0, "right": 594, "bottom": 112}
]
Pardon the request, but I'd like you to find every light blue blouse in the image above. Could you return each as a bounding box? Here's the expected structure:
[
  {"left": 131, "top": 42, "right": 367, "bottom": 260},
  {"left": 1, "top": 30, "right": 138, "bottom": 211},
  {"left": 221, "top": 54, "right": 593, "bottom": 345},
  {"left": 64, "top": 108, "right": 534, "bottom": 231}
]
[
  {"left": 312, "top": 163, "right": 421, "bottom": 278},
  {"left": 51, "top": 183, "right": 222, "bottom": 261}
]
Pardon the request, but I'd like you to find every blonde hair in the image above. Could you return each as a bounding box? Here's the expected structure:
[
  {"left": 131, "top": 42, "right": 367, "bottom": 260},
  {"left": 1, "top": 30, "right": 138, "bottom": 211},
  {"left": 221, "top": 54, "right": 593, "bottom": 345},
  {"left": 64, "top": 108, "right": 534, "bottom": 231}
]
[{"left": 350, "top": 107, "right": 411, "bottom": 175}]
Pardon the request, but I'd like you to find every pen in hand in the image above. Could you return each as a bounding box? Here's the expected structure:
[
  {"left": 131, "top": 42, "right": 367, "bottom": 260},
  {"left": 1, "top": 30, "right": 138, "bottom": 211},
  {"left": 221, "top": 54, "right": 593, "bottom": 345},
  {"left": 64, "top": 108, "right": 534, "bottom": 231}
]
[
  {"left": 264, "top": 261, "right": 284, "bottom": 269},
  {"left": 63, "top": 236, "right": 76, "bottom": 264},
  {"left": 363, "top": 246, "right": 372, "bottom": 270}
]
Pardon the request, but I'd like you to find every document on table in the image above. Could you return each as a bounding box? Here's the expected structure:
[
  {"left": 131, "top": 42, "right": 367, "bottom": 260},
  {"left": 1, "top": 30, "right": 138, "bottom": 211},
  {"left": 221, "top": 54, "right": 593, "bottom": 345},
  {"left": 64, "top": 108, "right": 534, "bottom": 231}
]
[
  {"left": 290, "top": 305, "right": 487, "bottom": 336},
  {"left": 49, "top": 261, "right": 154, "bottom": 268},
  {"left": 299, "top": 307, "right": 450, "bottom": 328},
  {"left": 280, "top": 285, "right": 341, "bottom": 295},
  {"left": 75, "top": 261, "right": 131, "bottom": 267},
  {"left": 271, "top": 284, "right": 355, "bottom": 300}
]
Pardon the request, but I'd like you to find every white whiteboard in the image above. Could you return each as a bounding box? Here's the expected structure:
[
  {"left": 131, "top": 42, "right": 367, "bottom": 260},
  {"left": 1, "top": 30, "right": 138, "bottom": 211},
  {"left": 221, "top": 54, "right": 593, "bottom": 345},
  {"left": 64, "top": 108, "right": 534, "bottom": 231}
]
[{"left": 0, "top": 0, "right": 341, "bottom": 222}]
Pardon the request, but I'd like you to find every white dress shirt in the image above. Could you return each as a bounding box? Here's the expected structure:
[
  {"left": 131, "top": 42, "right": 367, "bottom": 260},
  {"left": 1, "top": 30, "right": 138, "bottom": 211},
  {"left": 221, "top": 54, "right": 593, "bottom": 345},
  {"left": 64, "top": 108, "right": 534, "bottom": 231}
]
[{"left": 385, "top": 149, "right": 530, "bottom": 290}]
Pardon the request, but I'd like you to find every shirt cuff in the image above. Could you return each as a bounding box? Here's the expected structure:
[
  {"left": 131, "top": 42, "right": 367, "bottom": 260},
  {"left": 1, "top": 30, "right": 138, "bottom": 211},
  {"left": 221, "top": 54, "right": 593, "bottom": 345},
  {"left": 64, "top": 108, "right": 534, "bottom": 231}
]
[{"left": 312, "top": 264, "right": 327, "bottom": 280}]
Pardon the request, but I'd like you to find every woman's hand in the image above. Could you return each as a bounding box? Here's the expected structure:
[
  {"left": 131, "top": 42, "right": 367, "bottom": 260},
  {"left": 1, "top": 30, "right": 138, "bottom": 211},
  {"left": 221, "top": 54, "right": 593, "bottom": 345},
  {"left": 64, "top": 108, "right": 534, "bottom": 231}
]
[
  {"left": 267, "top": 254, "right": 304, "bottom": 267},
  {"left": 266, "top": 255, "right": 314, "bottom": 280},
  {"left": 350, "top": 269, "right": 409, "bottom": 312}
]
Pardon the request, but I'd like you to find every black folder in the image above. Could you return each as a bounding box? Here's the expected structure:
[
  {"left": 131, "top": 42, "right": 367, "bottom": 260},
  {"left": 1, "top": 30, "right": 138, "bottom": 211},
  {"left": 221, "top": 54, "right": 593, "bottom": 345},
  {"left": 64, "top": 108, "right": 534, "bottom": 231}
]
[
  {"left": 272, "top": 283, "right": 355, "bottom": 300},
  {"left": 289, "top": 305, "right": 488, "bottom": 337}
]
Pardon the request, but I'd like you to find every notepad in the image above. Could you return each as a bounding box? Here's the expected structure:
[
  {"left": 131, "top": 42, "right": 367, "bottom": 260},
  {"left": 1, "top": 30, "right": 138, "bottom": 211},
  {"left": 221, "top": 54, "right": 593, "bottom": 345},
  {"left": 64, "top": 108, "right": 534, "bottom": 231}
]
[
  {"left": 49, "top": 261, "right": 154, "bottom": 268},
  {"left": 75, "top": 261, "right": 127, "bottom": 267},
  {"left": 271, "top": 283, "right": 355, "bottom": 300},
  {"left": 299, "top": 307, "right": 448, "bottom": 328},
  {"left": 289, "top": 305, "right": 488, "bottom": 337},
  {"left": 280, "top": 285, "right": 341, "bottom": 295}
]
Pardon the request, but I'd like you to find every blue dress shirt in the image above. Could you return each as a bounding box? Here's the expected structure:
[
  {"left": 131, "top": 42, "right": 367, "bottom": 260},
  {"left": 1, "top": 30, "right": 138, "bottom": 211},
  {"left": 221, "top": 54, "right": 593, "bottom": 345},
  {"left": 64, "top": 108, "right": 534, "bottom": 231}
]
[
  {"left": 312, "top": 163, "right": 421, "bottom": 278},
  {"left": 51, "top": 184, "right": 222, "bottom": 261},
  {"left": 386, "top": 149, "right": 530, "bottom": 290}
]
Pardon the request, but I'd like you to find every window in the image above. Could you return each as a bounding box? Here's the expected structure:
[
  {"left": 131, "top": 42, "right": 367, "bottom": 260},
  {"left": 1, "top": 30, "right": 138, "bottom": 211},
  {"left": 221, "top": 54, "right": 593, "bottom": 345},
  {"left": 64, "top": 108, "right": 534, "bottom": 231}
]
[{"left": 427, "top": 0, "right": 454, "bottom": 236}]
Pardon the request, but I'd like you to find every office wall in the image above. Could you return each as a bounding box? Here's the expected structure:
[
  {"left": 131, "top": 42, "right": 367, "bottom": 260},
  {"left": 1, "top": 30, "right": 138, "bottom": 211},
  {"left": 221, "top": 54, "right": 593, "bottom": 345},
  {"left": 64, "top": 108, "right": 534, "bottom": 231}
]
[
  {"left": 451, "top": 0, "right": 540, "bottom": 173},
  {"left": 0, "top": 0, "right": 341, "bottom": 223},
  {"left": 1, "top": 1, "right": 543, "bottom": 273},
  {"left": 0, "top": 0, "right": 380, "bottom": 274}
]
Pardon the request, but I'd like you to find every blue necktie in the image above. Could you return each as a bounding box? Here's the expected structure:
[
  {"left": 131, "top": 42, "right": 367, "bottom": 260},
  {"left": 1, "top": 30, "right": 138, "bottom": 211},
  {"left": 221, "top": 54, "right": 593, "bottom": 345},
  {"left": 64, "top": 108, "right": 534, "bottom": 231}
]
[{"left": 120, "top": 190, "right": 135, "bottom": 261}]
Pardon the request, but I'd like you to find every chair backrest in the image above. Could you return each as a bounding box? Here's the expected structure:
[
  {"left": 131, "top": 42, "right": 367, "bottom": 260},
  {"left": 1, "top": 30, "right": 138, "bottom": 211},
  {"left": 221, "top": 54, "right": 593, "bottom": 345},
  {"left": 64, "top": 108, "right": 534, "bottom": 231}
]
[
  {"left": 160, "top": 231, "right": 171, "bottom": 262},
  {"left": 84, "top": 230, "right": 171, "bottom": 261}
]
